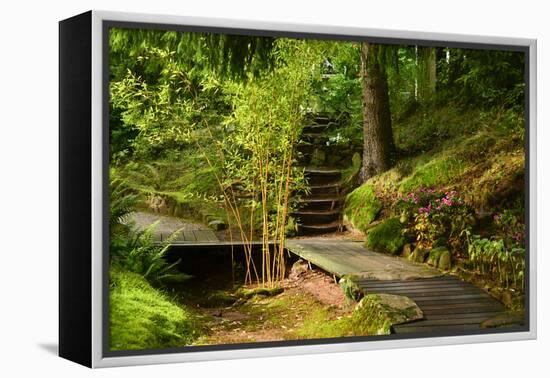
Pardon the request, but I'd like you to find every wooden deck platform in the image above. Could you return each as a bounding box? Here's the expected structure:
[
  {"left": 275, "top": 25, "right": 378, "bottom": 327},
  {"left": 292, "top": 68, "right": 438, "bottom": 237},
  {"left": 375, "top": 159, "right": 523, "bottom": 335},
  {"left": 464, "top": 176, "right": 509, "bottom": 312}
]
[{"left": 285, "top": 238, "right": 517, "bottom": 334}]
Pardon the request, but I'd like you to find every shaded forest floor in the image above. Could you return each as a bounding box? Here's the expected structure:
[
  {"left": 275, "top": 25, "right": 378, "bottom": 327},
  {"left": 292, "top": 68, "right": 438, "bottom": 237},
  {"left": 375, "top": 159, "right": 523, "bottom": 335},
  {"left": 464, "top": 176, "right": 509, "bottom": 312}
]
[{"left": 170, "top": 268, "right": 359, "bottom": 345}]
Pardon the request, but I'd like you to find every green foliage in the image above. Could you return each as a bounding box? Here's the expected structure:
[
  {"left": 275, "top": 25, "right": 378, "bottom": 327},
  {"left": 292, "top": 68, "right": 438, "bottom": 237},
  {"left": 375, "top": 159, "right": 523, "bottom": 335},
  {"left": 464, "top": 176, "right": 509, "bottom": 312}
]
[
  {"left": 398, "top": 189, "right": 474, "bottom": 252},
  {"left": 109, "top": 268, "right": 198, "bottom": 351},
  {"left": 109, "top": 175, "right": 190, "bottom": 286},
  {"left": 466, "top": 234, "right": 525, "bottom": 291},
  {"left": 344, "top": 184, "right": 382, "bottom": 232},
  {"left": 452, "top": 49, "right": 525, "bottom": 107},
  {"left": 109, "top": 174, "right": 139, "bottom": 236},
  {"left": 366, "top": 217, "right": 406, "bottom": 255},
  {"left": 339, "top": 276, "right": 363, "bottom": 301},
  {"left": 111, "top": 222, "right": 192, "bottom": 286}
]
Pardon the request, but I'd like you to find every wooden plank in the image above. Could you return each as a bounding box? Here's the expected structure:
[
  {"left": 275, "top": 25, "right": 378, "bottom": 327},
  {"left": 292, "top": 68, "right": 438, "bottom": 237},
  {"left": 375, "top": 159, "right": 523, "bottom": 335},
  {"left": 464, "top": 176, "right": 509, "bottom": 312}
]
[
  {"left": 356, "top": 276, "right": 458, "bottom": 285},
  {"left": 422, "top": 307, "right": 505, "bottom": 316},
  {"left": 419, "top": 302, "right": 504, "bottom": 312},
  {"left": 182, "top": 230, "right": 196, "bottom": 241},
  {"left": 400, "top": 316, "right": 496, "bottom": 327},
  {"left": 354, "top": 277, "right": 466, "bottom": 287},
  {"left": 361, "top": 286, "right": 482, "bottom": 295},
  {"left": 393, "top": 324, "right": 482, "bottom": 334},
  {"left": 424, "top": 312, "right": 503, "bottom": 321},
  {"left": 193, "top": 230, "right": 218, "bottom": 242},
  {"left": 397, "top": 294, "right": 491, "bottom": 301}
]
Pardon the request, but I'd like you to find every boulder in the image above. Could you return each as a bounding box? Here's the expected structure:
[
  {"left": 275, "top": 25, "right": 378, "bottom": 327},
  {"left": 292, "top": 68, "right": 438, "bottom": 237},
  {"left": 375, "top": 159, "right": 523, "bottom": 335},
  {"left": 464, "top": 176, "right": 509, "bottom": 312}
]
[
  {"left": 409, "top": 246, "right": 429, "bottom": 263},
  {"left": 427, "top": 247, "right": 452, "bottom": 270},
  {"left": 437, "top": 249, "right": 452, "bottom": 270},
  {"left": 339, "top": 275, "right": 362, "bottom": 301},
  {"left": 355, "top": 294, "right": 424, "bottom": 334},
  {"left": 289, "top": 259, "right": 309, "bottom": 280},
  {"left": 401, "top": 243, "right": 413, "bottom": 259}
]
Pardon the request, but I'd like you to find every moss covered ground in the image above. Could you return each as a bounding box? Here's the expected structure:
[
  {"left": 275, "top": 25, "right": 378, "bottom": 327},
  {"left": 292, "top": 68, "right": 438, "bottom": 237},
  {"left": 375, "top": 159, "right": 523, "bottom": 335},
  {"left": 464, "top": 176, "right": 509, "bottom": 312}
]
[{"left": 109, "top": 268, "right": 199, "bottom": 351}]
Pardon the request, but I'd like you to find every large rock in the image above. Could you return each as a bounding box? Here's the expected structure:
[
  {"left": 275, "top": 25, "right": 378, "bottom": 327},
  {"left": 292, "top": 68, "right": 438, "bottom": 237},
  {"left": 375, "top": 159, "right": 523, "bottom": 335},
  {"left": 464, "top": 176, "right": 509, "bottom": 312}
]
[
  {"left": 401, "top": 243, "right": 413, "bottom": 259},
  {"left": 355, "top": 294, "right": 424, "bottom": 334},
  {"left": 427, "top": 247, "right": 452, "bottom": 270},
  {"left": 289, "top": 259, "right": 309, "bottom": 280},
  {"left": 339, "top": 275, "right": 362, "bottom": 301},
  {"left": 438, "top": 249, "right": 452, "bottom": 270},
  {"left": 409, "top": 246, "right": 429, "bottom": 263}
]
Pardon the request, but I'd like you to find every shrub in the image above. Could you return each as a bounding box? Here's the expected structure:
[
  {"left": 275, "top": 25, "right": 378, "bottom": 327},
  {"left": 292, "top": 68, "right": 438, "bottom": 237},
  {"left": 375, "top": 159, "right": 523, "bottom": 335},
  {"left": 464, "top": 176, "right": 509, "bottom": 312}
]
[
  {"left": 398, "top": 189, "right": 474, "bottom": 252},
  {"left": 109, "top": 269, "right": 198, "bottom": 351},
  {"left": 366, "top": 217, "right": 406, "bottom": 254},
  {"left": 344, "top": 184, "right": 383, "bottom": 232}
]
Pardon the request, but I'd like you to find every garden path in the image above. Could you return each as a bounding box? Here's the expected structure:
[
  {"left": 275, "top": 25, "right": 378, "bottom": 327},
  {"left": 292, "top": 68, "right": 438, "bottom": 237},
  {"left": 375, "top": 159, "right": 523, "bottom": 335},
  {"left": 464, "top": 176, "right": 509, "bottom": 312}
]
[{"left": 285, "top": 237, "right": 519, "bottom": 334}]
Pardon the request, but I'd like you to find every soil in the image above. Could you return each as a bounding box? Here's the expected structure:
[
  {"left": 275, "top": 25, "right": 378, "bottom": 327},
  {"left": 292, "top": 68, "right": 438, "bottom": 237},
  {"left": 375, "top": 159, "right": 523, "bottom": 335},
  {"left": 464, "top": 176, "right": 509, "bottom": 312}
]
[{"left": 181, "top": 268, "right": 353, "bottom": 345}]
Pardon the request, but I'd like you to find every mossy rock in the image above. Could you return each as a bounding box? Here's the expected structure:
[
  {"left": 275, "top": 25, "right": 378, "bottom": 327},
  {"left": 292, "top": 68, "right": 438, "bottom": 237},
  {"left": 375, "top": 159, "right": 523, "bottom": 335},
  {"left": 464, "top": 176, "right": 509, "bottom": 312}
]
[
  {"left": 344, "top": 184, "right": 383, "bottom": 233},
  {"left": 427, "top": 247, "right": 445, "bottom": 266},
  {"left": 409, "top": 246, "right": 429, "bottom": 263},
  {"left": 354, "top": 294, "right": 423, "bottom": 335},
  {"left": 207, "top": 291, "right": 239, "bottom": 307},
  {"left": 366, "top": 217, "right": 406, "bottom": 255},
  {"left": 238, "top": 286, "right": 284, "bottom": 299},
  {"left": 401, "top": 243, "right": 413, "bottom": 259},
  {"left": 438, "top": 249, "right": 452, "bottom": 270},
  {"left": 339, "top": 275, "right": 363, "bottom": 302}
]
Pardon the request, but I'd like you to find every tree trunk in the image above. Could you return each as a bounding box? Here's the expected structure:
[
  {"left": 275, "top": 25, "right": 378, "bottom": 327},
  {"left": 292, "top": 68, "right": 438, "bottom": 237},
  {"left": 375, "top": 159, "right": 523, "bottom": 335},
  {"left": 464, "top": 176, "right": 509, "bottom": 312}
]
[
  {"left": 417, "top": 46, "right": 436, "bottom": 100},
  {"left": 359, "top": 42, "right": 394, "bottom": 182}
]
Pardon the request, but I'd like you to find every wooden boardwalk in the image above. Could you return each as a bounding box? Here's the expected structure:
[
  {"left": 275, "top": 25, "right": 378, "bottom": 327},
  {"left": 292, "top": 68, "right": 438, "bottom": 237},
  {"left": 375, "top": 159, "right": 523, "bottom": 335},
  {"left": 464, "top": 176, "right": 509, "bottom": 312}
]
[
  {"left": 285, "top": 239, "right": 440, "bottom": 280},
  {"left": 355, "top": 276, "right": 507, "bottom": 334},
  {"left": 285, "top": 238, "right": 513, "bottom": 334}
]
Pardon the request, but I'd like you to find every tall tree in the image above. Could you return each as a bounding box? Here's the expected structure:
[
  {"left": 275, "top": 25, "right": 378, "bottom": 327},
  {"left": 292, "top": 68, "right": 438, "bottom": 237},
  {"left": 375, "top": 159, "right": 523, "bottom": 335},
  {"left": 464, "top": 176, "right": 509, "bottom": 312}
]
[
  {"left": 359, "top": 42, "right": 395, "bottom": 182},
  {"left": 416, "top": 46, "right": 437, "bottom": 101}
]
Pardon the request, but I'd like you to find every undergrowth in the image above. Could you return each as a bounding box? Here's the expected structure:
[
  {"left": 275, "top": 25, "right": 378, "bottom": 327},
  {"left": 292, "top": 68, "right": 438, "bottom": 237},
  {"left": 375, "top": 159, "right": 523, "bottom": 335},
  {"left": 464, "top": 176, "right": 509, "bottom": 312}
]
[{"left": 109, "top": 268, "right": 199, "bottom": 351}]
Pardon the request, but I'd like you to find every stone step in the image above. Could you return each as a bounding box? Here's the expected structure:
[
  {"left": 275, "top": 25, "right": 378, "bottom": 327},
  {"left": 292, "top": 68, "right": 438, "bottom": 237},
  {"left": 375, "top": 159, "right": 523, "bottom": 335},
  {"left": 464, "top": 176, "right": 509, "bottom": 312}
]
[
  {"left": 302, "top": 123, "right": 336, "bottom": 134},
  {"left": 304, "top": 168, "right": 342, "bottom": 185},
  {"left": 297, "top": 196, "right": 344, "bottom": 211},
  {"left": 297, "top": 220, "right": 345, "bottom": 235},
  {"left": 309, "top": 182, "right": 342, "bottom": 197},
  {"left": 292, "top": 208, "right": 341, "bottom": 224}
]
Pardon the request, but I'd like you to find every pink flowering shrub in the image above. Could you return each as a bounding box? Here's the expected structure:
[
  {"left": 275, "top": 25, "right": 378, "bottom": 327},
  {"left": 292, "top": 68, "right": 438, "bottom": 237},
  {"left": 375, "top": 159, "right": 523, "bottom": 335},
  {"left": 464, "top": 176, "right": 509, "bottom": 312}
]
[{"left": 397, "top": 188, "right": 474, "bottom": 251}]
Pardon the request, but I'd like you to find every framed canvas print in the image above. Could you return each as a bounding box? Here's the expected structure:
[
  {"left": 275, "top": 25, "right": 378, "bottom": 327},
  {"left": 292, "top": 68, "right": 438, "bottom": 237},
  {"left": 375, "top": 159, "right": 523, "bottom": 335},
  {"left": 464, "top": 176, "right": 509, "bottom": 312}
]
[{"left": 59, "top": 10, "right": 537, "bottom": 368}]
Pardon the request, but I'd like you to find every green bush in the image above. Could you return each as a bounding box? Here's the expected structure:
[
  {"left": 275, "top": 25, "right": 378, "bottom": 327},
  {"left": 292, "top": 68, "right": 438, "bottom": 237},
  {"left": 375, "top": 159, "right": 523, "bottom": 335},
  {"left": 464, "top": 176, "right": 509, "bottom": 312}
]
[
  {"left": 366, "top": 217, "right": 406, "bottom": 254},
  {"left": 344, "top": 184, "right": 383, "bottom": 232},
  {"left": 109, "top": 268, "right": 198, "bottom": 351}
]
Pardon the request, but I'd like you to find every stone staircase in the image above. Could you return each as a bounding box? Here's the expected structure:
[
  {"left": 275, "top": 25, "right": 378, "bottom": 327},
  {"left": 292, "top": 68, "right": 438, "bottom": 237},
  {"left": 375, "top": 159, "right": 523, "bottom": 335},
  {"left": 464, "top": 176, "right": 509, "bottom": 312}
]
[{"left": 293, "top": 114, "right": 356, "bottom": 235}]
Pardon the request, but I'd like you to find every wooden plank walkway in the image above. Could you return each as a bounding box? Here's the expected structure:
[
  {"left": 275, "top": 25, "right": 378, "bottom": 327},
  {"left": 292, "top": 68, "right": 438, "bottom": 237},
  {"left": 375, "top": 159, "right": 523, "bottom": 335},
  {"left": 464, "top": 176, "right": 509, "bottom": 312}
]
[
  {"left": 355, "top": 276, "right": 507, "bottom": 334},
  {"left": 285, "top": 238, "right": 511, "bottom": 334},
  {"left": 285, "top": 239, "right": 440, "bottom": 280},
  {"left": 158, "top": 229, "right": 219, "bottom": 243}
]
